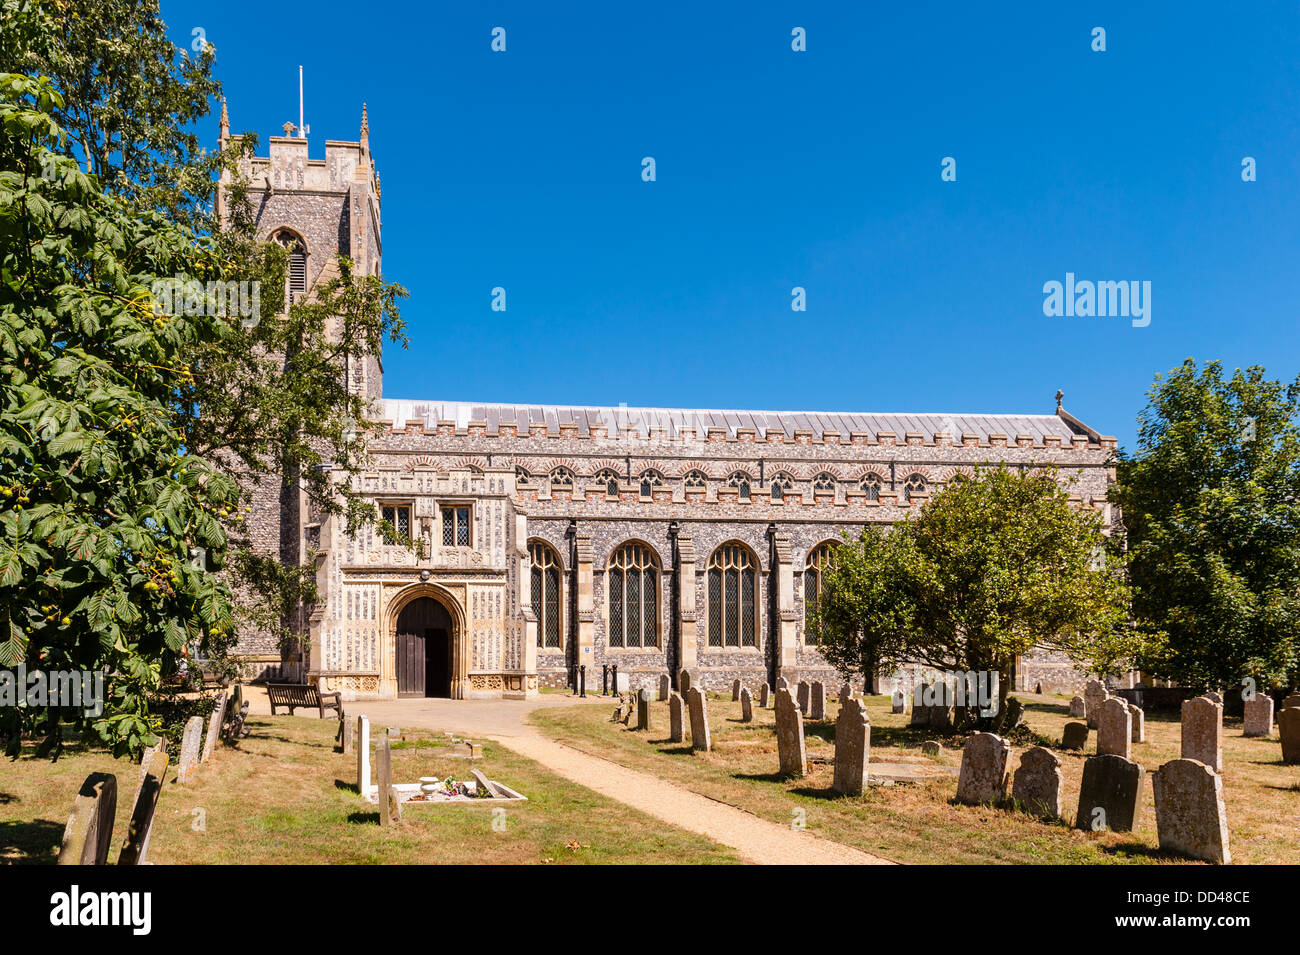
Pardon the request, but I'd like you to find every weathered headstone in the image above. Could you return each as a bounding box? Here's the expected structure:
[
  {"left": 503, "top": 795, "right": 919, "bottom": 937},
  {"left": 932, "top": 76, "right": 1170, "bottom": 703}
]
[
  {"left": 740, "top": 686, "right": 753, "bottom": 723},
  {"left": 687, "top": 687, "right": 711, "bottom": 752},
  {"left": 341, "top": 714, "right": 355, "bottom": 754},
  {"left": 376, "top": 734, "right": 393, "bottom": 826},
  {"left": 472, "top": 768, "right": 503, "bottom": 798},
  {"left": 1076, "top": 754, "right": 1144, "bottom": 833},
  {"left": 57, "top": 772, "right": 117, "bottom": 865},
  {"left": 839, "top": 683, "right": 855, "bottom": 705},
  {"left": 678, "top": 669, "right": 692, "bottom": 697},
  {"left": 1181, "top": 696, "right": 1223, "bottom": 772},
  {"left": 1128, "top": 703, "right": 1145, "bottom": 743},
  {"left": 636, "top": 688, "right": 650, "bottom": 731},
  {"left": 909, "top": 685, "right": 930, "bottom": 727},
  {"left": 386, "top": 786, "right": 403, "bottom": 823},
  {"left": 1243, "top": 695, "right": 1274, "bottom": 737},
  {"left": 921, "top": 741, "right": 942, "bottom": 757},
  {"left": 658, "top": 673, "right": 670, "bottom": 702},
  {"left": 1097, "top": 697, "right": 1132, "bottom": 759},
  {"left": 1204, "top": 691, "right": 1223, "bottom": 705},
  {"left": 760, "top": 683, "right": 770, "bottom": 708},
  {"left": 1280, "top": 706, "right": 1300, "bottom": 763},
  {"left": 1069, "top": 696, "right": 1086, "bottom": 718},
  {"left": 809, "top": 681, "right": 826, "bottom": 720},
  {"left": 832, "top": 697, "right": 870, "bottom": 795},
  {"left": 176, "top": 715, "right": 203, "bottom": 784},
  {"left": 1083, "top": 678, "right": 1108, "bottom": 729},
  {"left": 1012, "top": 746, "right": 1063, "bottom": 819},
  {"left": 775, "top": 687, "right": 807, "bottom": 777},
  {"left": 1061, "top": 721, "right": 1089, "bottom": 750},
  {"left": 119, "top": 750, "right": 167, "bottom": 865},
  {"left": 202, "top": 690, "right": 228, "bottom": 763},
  {"left": 356, "top": 714, "right": 371, "bottom": 794},
  {"left": 892, "top": 687, "right": 907, "bottom": 714},
  {"left": 776, "top": 676, "right": 790, "bottom": 693},
  {"left": 796, "top": 680, "right": 811, "bottom": 715},
  {"left": 1152, "top": 758, "right": 1230, "bottom": 864},
  {"left": 668, "top": 692, "right": 685, "bottom": 743},
  {"left": 955, "top": 733, "right": 1011, "bottom": 805},
  {"left": 1283, "top": 693, "right": 1300, "bottom": 712},
  {"left": 732, "top": 678, "right": 742, "bottom": 701}
]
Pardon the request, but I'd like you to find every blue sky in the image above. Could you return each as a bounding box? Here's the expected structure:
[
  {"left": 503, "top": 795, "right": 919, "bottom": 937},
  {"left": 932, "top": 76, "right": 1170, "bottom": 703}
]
[{"left": 165, "top": 1, "right": 1300, "bottom": 453}]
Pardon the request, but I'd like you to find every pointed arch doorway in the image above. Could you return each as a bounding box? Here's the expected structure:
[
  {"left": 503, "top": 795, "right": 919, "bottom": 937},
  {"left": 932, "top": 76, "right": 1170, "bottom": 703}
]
[{"left": 395, "top": 596, "right": 454, "bottom": 698}]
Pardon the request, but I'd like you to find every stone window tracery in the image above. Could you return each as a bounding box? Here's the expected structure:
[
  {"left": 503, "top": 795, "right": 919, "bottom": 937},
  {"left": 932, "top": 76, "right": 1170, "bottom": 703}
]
[
  {"left": 550, "top": 467, "right": 574, "bottom": 489},
  {"left": 608, "top": 544, "right": 659, "bottom": 648},
  {"left": 770, "top": 473, "right": 793, "bottom": 502},
  {"left": 803, "top": 542, "right": 837, "bottom": 644},
  {"left": 813, "top": 473, "right": 836, "bottom": 493},
  {"left": 529, "top": 540, "right": 563, "bottom": 649},
  {"left": 638, "top": 469, "right": 663, "bottom": 501},
  {"left": 684, "top": 470, "right": 707, "bottom": 488},
  {"left": 707, "top": 543, "right": 757, "bottom": 648},
  {"left": 904, "top": 473, "right": 927, "bottom": 501},
  {"left": 860, "top": 473, "right": 882, "bottom": 501},
  {"left": 727, "top": 472, "right": 752, "bottom": 502},
  {"left": 593, "top": 468, "right": 620, "bottom": 499}
]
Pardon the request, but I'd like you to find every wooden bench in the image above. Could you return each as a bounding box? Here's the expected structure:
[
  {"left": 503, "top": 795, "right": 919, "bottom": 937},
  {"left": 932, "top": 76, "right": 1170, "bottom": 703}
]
[{"left": 266, "top": 683, "right": 342, "bottom": 718}]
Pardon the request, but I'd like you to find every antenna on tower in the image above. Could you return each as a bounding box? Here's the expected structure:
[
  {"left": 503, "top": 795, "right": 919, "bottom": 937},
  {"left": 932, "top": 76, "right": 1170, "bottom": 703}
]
[{"left": 298, "top": 65, "right": 310, "bottom": 139}]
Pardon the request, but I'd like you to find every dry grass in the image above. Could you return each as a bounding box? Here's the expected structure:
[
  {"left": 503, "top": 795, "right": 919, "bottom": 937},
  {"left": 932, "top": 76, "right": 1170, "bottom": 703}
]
[
  {"left": 1, "top": 716, "right": 738, "bottom": 865},
  {"left": 531, "top": 690, "right": 1300, "bottom": 865}
]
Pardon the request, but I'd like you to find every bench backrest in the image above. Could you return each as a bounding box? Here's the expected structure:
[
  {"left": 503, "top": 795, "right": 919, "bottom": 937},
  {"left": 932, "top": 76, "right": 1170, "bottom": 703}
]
[{"left": 266, "top": 683, "right": 320, "bottom": 705}]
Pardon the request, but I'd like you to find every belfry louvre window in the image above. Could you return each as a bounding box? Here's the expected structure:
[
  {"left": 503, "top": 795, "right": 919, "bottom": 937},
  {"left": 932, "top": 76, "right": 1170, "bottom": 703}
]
[
  {"left": 707, "top": 543, "right": 757, "bottom": 647},
  {"left": 803, "top": 542, "right": 836, "bottom": 643},
  {"left": 529, "top": 541, "right": 562, "bottom": 649},
  {"left": 272, "top": 231, "right": 307, "bottom": 304},
  {"left": 608, "top": 544, "right": 659, "bottom": 648},
  {"left": 441, "top": 505, "right": 471, "bottom": 546},
  {"left": 380, "top": 504, "right": 411, "bottom": 539}
]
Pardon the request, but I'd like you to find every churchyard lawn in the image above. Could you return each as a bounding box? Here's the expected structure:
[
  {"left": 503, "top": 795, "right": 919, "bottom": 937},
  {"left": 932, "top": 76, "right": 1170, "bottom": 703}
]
[
  {"left": 1, "top": 716, "right": 739, "bottom": 864},
  {"left": 531, "top": 691, "right": 1299, "bottom": 865}
]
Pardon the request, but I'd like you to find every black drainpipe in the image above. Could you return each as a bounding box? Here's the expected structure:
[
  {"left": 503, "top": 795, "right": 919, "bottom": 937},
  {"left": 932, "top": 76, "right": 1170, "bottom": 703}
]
[
  {"left": 766, "top": 522, "right": 779, "bottom": 689},
  {"left": 668, "top": 520, "right": 680, "bottom": 689},
  {"left": 565, "top": 519, "right": 578, "bottom": 690}
]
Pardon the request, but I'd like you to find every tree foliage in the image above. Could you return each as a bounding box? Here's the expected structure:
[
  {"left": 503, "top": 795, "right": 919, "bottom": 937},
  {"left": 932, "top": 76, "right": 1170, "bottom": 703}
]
[{"left": 1111, "top": 359, "right": 1300, "bottom": 692}]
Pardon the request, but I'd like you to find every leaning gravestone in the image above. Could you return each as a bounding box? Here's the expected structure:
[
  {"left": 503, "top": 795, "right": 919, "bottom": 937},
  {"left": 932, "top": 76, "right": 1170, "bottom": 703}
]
[
  {"left": 740, "top": 686, "right": 753, "bottom": 723},
  {"left": 687, "top": 687, "right": 711, "bottom": 752},
  {"left": 356, "top": 714, "right": 371, "bottom": 794},
  {"left": 376, "top": 734, "right": 393, "bottom": 826},
  {"left": 832, "top": 697, "right": 870, "bottom": 795},
  {"left": 202, "top": 690, "right": 228, "bottom": 763},
  {"left": 668, "top": 692, "right": 685, "bottom": 743},
  {"left": 955, "top": 733, "right": 1011, "bottom": 805},
  {"left": 1128, "top": 703, "right": 1145, "bottom": 743},
  {"left": 775, "top": 687, "right": 807, "bottom": 777},
  {"left": 1243, "top": 695, "right": 1274, "bottom": 737},
  {"left": 1152, "top": 758, "right": 1230, "bottom": 864},
  {"left": 1012, "top": 746, "right": 1063, "bottom": 819},
  {"left": 636, "top": 689, "right": 650, "bottom": 731},
  {"left": 176, "top": 716, "right": 204, "bottom": 784},
  {"left": 796, "top": 680, "right": 811, "bottom": 715},
  {"left": 1076, "top": 754, "right": 1144, "bottom": 833},
  {"left": 1061, "top": 721, "right": 1089, "bottom": 750},
  {"left": 119, "top": 750, "right": 168, "bottom": 865},
  {"left": 678, "top": 669, "right": 692, "bottom": 697},
  {"left": 760, "top": 683, "right": 770, "bottom": 709},
  {"left": 1279, "top": 707, "right": 1300, "bottom": 764},
  {"left": 1181, "top": 696, "right": 1223, "bottom": 772},
  {"left": 809, "top": 681, "right": 826, "bottom": 720},
  {"left": 658, "top": 674, "right": 670, "bottom": 702},
  {"left": 57, "top": 772, "right": 117, "bottom": 865},
  {"left": 1097, "top": 697, "right": 1132, "bottom": 759},
  {"left": 1083, "top": 679, "right": 1108, "bottom": 729},
  {"left": 1069, "top": 696, "right": 1086, "bottom": 718},
  {"left": 732, "top": 679, "right": 742, "bottom": 702}
]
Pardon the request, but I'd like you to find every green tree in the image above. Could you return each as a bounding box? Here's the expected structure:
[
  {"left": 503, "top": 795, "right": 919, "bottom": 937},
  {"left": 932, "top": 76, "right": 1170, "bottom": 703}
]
[
  {"left": 813, "top": 467, "right": 1135, "bottom": 725},
  {"left": 1111, "top": 359, "right": 1300, "bottom": 692},
  {"left": 0, "top": 72, "right": 237, "bottom": 756}
]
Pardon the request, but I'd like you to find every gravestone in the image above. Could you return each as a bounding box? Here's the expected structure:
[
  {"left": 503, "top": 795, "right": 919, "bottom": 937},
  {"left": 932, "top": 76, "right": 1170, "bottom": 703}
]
[
  {"left": 1283, "top": 693, "right": 1300, "bottom": 712},
  {"left": 774, "top": 687, "right": 807, "bottom": 777},
  {"left": 138, "top": 736, "right": 166, "bottom": 787},
  {"left": 57, "top": 772, "right": 117, "bottom": 865},
  {"left": 909, "top": 686, "right": 930, "bottom": 727},
  {"left": 839, "top": 683, "right": 855, "bottom": 704},
  {"left": 622, "top": 692, "right": 634, "bottom": 725},
  {"left": 1181, "top": 696, "right": 1223, "bottom": 772},
  {"left": 1069, "top": 696, "right": 1086, "bottom": 718},
  {"left": 1075, "top": 754, "right": 1144, "bottom": 833},
  {"left": 376, "top": 734, "right": 393, "bottom": 826},
  {"left": 687, "top": 687, "right": 711, "bottom": 752},
  {"left": 1204, "top": 691, "right": 1223, "bottom": 705},
  {"left": 386, "top": 786, "right": 403, "bottom": 823},
  {"left": 342, "top": 714, "right": 355, "bottom": 754},
  {"left": 760, "top": 683, "right": 770, "bottom": 709},
  {"left": 809, "top": 681, "right": 826, "bottom": 720},
  {"left": 1012, "top": 746, "right": 1063, "bottom": 819},
  {"left": 356, "top": 715, "right": 371, "bottom": 794},
  {"left": 1243, "top": 695, "right": 1274, "bottom": 737},
  {"left": 176, "top": 716, "right": 203, "bottom": 784},
  {"left": 892, "top": 687, "right": 907, "bottom": 714},
  {"left": 678, "top": 669, "right": 692, "bottom": 697},
  {"left": 921, "top": 741, "right": 942, "bottom": 757},
  {"left": 1152, "top": 758, "right": 1231, "bottom": 864},
  {"left": 202, "top": 690, "right": 227, "bottom": 763},
  {"left": 119, "top": 749, "right": 168, "bottom": 865},
  {"left": 832, "top": 697, "right": 871, "bottom": 795},
  {"left": 740, "top": 686, "right": 753, "bottom": 723},
  {"left": 1097, "top": 697, "right": 1132, "bottom": 759},
  {"left": 955, "top": 733, "right": 1011, "bottom": 805},
  {"left": 776, "top": 676, "right": 790, "bottom": 693},
  {"left": 1280, "top": 707, "right": 1300, "bottom": 763},
  {"left": 658, "top": 674, "right": 670, "bottom": 702},
  {"left": 732, "top": 679, "right": 742, "bottom": 701},
  {"left": 1128, "top": 703, "right": 1145, "bottom": 743},
  {"left": 1083, "top": 679, "right": 1108, "bottom": 729},
  {"left": 636, "top": 689, "right": 650, "bottom": 731},
  {"left": 1061, "top": 721, "right": 1089, "bottom": 750},
  {"left": 796, "top": 680, "right": 811, "bottom": 715},
  {"left": 669, "top": 692, "right": 685, "bottom": 743},
  {"left": 472, "top": 768, "right": 503, "bottom": 798}
]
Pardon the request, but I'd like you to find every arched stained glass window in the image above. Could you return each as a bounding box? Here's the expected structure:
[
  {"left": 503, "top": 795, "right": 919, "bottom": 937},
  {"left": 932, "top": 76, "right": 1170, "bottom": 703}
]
[
  {"left": 684, "top": 470, "right": 707, "bottom": 488},
  {"left": 860, "top": 473, "right": 882, "bottom": 501},
  {"left": 813, "top": 473, "right": 836, "bottom": 493},
  {"left": 638, "top": 470, "right": 662, "bottom": 501},
  {"left": 770, "top": 474, "right": 793, "bottom": 501},
  {"left": 904, "top": 473, "right": 927, "bottom": 501},
  {"left": 727, "top": 472, "right": 751, "bottom": 502},
  {"left": 593, "top": 469, "right": 620, "bottom": 499},
  {"left": 529, "top": 540, "right": 562, "bottom": 649},
  {"left": 608, "top": 544, "right": 659, "bottom": 647},
  {"left": 550, "top": 467, "right": 574, "bottom": 489},
  {"left": 707, "top": 543, "right": 757, "bottom": 647},
  {"left": 803, "top": 542, "right": 836, "bottom": 644}
]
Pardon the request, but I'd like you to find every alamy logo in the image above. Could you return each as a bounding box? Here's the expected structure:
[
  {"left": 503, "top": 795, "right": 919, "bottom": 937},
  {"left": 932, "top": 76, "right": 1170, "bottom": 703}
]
[
  {"left": 0, "top": 665, "right": 104, "bottom": 717},
  {"left": 905, "top": 670, "right": 1000, "bottom": 716},
  {"left": 49, "top": 885, "right": 151, "bottom": 935},
  {"left": 152, "top": 277, "right": 261, "bottom": 329},
  {"left": 1042, "top": 273, "right": 1150, "bottom": 327}
]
